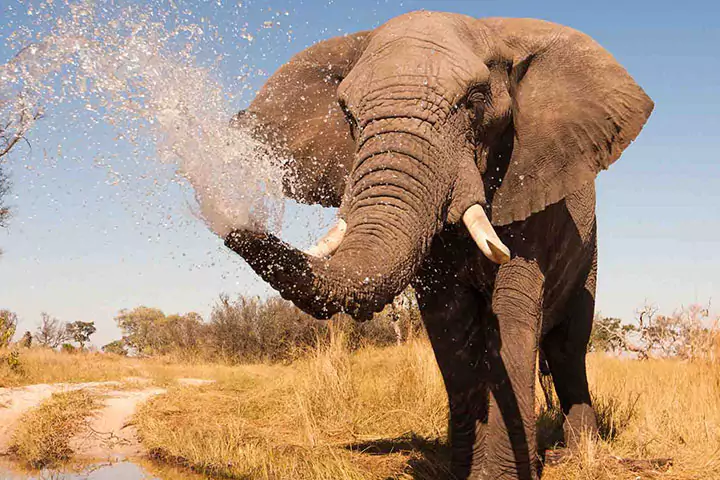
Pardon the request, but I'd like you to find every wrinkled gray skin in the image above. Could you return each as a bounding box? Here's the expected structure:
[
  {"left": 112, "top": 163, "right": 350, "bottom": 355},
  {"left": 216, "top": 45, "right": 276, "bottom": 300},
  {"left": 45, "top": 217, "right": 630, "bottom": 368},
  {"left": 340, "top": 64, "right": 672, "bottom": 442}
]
[{"left": 225, "top": 12, "right": 653, "bottom": 479}]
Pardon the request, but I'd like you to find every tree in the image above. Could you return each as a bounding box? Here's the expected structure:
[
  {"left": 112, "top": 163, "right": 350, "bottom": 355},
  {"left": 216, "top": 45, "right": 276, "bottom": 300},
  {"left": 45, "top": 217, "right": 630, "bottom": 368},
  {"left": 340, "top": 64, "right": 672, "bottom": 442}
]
[
  {"left": 114, "top": 306, "right": 167, "bottom": 356},
  {"left": 630, "top": 303, "right": 717, "bottom": 360},
  {"left": 34, "top": 313, "right": 70, "bottom": 348},
  {"left": 1, "top": 97, "right": 41, "bottom": 239},
  {"left": 0, "top": 310, "right": 18, "bottom": 347},
  {"left": 0, "top": 164, "right": 9, "bottom": 230},
  {"left": 20, "top": 331, "right": 32, "bottom": 348},
  {"left": 66, "top": 321, "right": 96, "bottom": 349},
  {"left": 588, "top": 316, "right": 636, "bottom": 354}
]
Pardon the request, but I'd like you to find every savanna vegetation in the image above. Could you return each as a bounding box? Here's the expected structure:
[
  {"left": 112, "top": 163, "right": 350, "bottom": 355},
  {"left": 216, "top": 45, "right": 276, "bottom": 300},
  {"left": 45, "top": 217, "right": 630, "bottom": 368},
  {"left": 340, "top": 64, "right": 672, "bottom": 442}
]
[
  {"left": 1, "top": 296, "right": 718, "bottom": 479},
  {"left": 108, "top": 291, "right": 422, "bottom": 363},
  {"left": 132, "top": 334, "right": 720, "bottom": 480}
]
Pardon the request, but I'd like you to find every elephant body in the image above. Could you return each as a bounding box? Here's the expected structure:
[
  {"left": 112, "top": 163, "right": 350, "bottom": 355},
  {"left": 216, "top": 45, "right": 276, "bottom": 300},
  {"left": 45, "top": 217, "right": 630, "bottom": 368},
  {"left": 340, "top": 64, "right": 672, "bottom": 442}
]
[
  {"left": 416, "top": 183, "right": 597, "bottom": 478},
  {"left": 224, "top": 11, "right": 652, "bottom": 479}
]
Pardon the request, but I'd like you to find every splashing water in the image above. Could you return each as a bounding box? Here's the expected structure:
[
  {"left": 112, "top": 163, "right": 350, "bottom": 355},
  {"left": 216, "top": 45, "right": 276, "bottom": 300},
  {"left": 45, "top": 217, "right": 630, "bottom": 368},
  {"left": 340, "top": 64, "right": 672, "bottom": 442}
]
[{"left": 0, "top": 1, "right": 287, "bottom": 237}]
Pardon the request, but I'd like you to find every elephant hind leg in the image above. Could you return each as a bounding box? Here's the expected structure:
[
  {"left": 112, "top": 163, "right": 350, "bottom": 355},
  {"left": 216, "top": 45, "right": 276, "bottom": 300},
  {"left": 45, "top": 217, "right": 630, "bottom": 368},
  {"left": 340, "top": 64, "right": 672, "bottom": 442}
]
[{"left": 541, "top": 253, "right": 599, "bottom": 451}]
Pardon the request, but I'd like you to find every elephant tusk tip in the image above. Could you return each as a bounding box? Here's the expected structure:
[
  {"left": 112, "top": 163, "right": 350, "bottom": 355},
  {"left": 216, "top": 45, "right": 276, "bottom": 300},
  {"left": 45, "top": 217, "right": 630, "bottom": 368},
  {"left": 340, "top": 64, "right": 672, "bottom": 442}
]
[
  {"left": 487, "top": 240, "right": 511, "bottom": 265},
  {"left": 462, "top": 204, "right": 511, "bottom": 265}
]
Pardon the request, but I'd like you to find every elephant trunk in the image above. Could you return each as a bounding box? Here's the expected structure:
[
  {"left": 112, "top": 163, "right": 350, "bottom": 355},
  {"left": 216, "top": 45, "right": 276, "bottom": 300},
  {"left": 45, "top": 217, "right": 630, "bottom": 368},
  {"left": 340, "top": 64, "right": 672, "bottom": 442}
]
[{"left": 226, "top": 128, "right": 445, "bottom": 320}]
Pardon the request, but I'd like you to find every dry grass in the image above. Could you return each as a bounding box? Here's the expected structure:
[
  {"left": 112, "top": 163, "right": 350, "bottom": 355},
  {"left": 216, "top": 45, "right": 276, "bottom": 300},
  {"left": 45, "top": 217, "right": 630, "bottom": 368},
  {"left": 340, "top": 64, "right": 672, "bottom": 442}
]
[
  {"left": 542, "top": 356, "right": 720, "bottom": 479},
  {"left": 136, "top": 332, "right": 448, "bottom": 479},
  {"left": 0, "top": 347, "right": 252, "bottom": 387},
  {"left": 4, "top": 337, "right": 719, "bottom": 478},
  {"left": 135, "top": 334, "right": 720, "bottom": 480},
  {"left": 0, "top": 348, "right": 142, "bottom": 387},
  {"left": 9, "top": 389, "right": 101, "bottom": 468}
]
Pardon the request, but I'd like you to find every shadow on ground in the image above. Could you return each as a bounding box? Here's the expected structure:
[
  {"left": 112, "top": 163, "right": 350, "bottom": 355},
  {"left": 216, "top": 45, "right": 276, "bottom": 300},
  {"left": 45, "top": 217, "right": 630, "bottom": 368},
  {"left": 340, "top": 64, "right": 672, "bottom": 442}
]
[{"left": 345, "top": 434, "right": 452, "bottom": 479}]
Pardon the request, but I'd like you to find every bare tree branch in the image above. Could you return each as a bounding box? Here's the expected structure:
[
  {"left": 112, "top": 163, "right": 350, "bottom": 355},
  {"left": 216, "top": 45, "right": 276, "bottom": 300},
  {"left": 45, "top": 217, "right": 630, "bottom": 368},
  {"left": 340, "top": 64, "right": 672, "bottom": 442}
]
[{"left": 0, "top": 95, "right": 42, "bottom": 234}]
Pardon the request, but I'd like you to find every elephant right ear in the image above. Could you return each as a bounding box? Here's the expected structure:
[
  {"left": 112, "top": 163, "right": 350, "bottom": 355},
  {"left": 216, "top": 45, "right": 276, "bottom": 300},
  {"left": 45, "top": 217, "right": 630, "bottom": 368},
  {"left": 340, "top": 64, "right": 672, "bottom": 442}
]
[
  {"left": 245, "top": 32, "right": 371, "bottom": 207},
  {"left": 484, "top": 19, "right": 654, "bottom": 226}
]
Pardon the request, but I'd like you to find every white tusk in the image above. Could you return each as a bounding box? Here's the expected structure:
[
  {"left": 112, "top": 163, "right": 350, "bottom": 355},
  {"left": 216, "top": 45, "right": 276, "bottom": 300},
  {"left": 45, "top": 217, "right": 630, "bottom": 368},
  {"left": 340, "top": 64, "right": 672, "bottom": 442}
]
[
  {"left": 462, "top": 204, "right": 511, "bottom": 265},
  {"left": 304, "top": 219, "right": 347, "bottom": 258}
]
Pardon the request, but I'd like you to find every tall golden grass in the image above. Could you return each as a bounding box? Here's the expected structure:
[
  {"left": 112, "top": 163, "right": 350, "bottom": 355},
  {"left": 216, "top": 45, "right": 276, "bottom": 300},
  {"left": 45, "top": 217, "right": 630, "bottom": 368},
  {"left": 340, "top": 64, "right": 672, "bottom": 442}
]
[
  {"left": 135, "top": 330, "right": 720, "bottom": 480},
  {"left": 135, "top": 331, "right": 448, "bottom": 479}
]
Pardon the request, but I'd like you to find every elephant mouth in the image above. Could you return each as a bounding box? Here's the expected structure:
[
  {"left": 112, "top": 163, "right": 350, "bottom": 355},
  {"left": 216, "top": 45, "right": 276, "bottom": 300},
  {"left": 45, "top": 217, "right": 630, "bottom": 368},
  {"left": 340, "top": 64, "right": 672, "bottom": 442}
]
[{"left": 304, "top": 206, "right": 509, "bottom": 265}]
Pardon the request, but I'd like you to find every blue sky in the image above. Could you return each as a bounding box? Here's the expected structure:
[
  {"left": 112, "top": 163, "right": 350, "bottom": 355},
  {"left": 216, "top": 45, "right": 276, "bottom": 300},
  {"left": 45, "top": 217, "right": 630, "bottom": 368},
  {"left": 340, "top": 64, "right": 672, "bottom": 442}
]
[{"left": 0, "top": 0, "right": 718, "bottom": 347}]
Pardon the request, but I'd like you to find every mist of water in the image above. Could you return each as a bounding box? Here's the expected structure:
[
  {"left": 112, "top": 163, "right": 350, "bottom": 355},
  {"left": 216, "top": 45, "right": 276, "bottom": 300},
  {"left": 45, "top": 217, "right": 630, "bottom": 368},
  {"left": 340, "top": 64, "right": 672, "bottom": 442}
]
[{"left": 0, "top": 0, "right": 287, "bottom": 238}]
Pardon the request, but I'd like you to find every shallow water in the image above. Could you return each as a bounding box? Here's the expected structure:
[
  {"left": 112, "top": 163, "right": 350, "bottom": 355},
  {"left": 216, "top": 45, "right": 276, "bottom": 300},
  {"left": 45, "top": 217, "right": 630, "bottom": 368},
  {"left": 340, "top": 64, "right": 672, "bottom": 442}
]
[{"left": 0, "top": 459, "right": 208, "bottom": 480}]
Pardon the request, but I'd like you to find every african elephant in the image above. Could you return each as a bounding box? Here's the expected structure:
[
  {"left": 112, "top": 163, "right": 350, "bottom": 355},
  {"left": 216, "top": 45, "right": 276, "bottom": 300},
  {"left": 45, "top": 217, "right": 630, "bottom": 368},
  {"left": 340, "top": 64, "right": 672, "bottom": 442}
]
[{"left": 224, "top": 11, "right": 653, "bottom": 479}]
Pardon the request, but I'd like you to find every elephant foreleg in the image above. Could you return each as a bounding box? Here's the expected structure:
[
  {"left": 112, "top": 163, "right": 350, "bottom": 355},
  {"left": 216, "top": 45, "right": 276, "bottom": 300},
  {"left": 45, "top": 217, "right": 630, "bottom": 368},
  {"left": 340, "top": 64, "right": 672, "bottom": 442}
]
[
  {"left": 415, "top": 277, "right": 490, "bottom": 479},
  {"left": 486, "top": 258, "right": 544, "bottom": 480}
]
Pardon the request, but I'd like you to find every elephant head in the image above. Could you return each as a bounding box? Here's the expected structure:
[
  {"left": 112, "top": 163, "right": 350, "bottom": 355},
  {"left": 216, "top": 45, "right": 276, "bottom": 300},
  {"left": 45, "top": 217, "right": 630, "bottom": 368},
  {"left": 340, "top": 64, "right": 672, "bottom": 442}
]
[{"left": 226, "top": 12, "right": 652, "bottom": 320}]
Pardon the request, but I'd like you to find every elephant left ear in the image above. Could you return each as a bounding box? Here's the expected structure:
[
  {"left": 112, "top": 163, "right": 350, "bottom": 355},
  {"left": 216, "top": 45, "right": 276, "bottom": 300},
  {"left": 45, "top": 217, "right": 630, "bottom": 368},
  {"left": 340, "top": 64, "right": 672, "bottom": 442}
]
[
  {"left": 244, "top": 31, "right": 371, "bottom": 207},
  {"left": 485, "top": 19, "right": 654, "bottom": 226}
]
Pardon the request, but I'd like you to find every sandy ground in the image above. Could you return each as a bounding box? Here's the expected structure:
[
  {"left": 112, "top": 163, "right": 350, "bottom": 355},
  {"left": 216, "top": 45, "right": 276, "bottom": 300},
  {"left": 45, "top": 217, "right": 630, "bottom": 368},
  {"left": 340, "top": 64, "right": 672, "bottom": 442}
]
[{"left": 0, "top": 378, "right": 211, "bottom": 460}]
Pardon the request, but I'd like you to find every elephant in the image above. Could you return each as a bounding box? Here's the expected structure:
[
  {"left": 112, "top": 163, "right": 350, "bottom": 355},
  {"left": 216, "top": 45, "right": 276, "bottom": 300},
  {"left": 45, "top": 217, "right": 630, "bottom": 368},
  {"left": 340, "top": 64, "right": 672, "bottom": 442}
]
[{"left": 223, "top": 11, "right": 653, "bottom": 479}]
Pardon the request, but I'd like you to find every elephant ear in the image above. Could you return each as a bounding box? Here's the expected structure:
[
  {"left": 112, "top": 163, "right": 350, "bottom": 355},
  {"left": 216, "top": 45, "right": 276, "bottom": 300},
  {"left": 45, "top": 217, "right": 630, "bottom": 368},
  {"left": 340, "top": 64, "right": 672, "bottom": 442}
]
[
  {"left": 485, "top": 19, "right": 653, "bottom": 226},
  {"left": 246, "top": 32, "right": 371, "bottom": 207}
]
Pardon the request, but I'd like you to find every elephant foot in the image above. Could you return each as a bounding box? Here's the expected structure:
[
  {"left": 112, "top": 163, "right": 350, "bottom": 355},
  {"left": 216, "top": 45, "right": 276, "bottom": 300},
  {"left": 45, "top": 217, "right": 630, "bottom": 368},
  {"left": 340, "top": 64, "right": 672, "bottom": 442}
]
[{"left": 563, "top": 403, "right": 598, "bottom": 451}]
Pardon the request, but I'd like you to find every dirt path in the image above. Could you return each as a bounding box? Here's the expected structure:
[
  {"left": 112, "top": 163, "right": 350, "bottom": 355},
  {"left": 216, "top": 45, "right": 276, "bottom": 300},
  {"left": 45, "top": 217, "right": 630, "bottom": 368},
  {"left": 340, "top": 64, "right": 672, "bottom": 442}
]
[
  {"left": 0, "top": 378, "right": 210, "bottom": 460},
  {"left": 70, "top": 386, "right": 167, "bottom": 459}
]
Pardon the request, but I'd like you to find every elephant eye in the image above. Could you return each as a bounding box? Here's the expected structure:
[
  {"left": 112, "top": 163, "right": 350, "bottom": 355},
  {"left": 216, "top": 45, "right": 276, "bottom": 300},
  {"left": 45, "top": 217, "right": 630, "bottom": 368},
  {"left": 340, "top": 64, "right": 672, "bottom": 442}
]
[
  {"left": 466, "top": 84, "right": 490, "bottom": 106},
  {"left": 338, "top": 99, "right": 358, "bottom": 140},
  {"left": 464, "top": 84, "right": 490, "bottom": 129}
]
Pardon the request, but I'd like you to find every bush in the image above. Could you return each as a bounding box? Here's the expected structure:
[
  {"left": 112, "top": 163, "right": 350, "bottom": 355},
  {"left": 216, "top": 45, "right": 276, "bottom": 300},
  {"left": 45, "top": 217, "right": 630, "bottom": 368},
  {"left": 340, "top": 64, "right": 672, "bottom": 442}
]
[
  {"left": 114, "top": 307, "right": 205, "bottom": 357},
  {"left": 206, "top": 292, "right": 422, "bottom": 363},
  {"left": 20, "top": 331, "right": 32, "bottom": 348},
  {"left": 1, "top": 349, "right": 23, "bottom": 374},
  {"left": 101, "top": 340, "right": 128, "bottom": 356},
  {"left": 207, "top": 295, "right": 326, "bottom": 363},
  {"left": 109, "top": 290, "right": 423, "bottom": 364},
  {"left": 9, "top": 390, "right": 99, "bottom": 468}
]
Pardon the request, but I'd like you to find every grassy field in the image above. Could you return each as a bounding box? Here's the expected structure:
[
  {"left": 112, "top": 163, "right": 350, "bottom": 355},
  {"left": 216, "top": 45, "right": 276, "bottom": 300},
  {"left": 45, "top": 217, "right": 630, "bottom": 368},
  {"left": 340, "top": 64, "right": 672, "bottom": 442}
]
[
  {"left": 0, "top": 347, "right": 249, "bottom": 388},
  {"left": 135, "top": 334, "right": 720, "bottom": 480},
  {"left": 3, "top": 337, "right": 720, "bottom": 479}
]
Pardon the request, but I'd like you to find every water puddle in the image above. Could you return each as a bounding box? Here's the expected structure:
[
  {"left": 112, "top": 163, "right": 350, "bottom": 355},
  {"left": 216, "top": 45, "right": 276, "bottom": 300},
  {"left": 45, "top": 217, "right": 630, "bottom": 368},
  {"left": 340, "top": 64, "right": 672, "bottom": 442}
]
[{"left": 0, "top": 458, "right": 208, "bottom": 479}]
